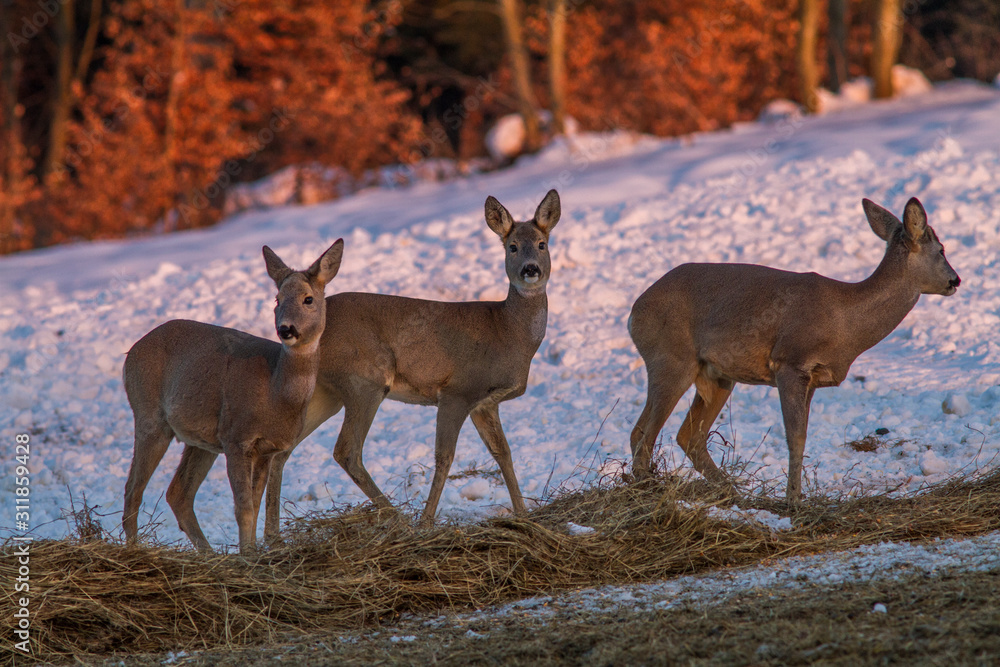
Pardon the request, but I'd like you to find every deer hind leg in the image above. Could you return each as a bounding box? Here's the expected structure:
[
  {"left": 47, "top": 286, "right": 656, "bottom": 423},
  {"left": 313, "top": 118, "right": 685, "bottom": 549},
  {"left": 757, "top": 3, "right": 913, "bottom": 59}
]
[
  {"left": 470, "top": 402, "right": 525, "bottom": 516},
  {"left": 332, "top": 385, "right": 392, "bottom": 511},
  {"left": 166, "top": 444, "right": 218, "bottom": 552},
  {"left": 123, "top": 419, "right": 174, "bottom": 544},
  {"left": 420, "top": 396, "right": 472, "bottom": 527},
  {"left": 775, "top": 367, "right": 815, "bottom": 503},
  {"left": 264, "top": 387, "right": 344, "bottom": 544},
  {"left": 630, "top": 356, "right": 698, "bottom": 479},
  {"left": 676, "top": 373, "right": 733, "bottom": 485}
]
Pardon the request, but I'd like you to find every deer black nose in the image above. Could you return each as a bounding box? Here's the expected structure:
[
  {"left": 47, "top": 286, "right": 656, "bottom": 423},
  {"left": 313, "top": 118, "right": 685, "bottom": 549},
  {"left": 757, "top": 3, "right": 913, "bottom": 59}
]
[
  {"left": 521, "top": 264, "right": 541, "bottom": 279},
  {"left": 278, "top": 324, "right": 299, "bottom": 340},
  {"left": 950, "top": 276, "right": 961, "bottom": 288}
]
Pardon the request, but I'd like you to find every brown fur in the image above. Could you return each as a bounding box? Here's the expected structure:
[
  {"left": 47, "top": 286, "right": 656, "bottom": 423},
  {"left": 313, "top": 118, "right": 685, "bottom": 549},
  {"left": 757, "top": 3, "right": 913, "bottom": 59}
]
[
  {"left": 122, "top": 240, "right": 343, "bottom": 554},
  {"left": 628, "top": 198, "right": 960, "bottom": 501},
  {"left": 265, "top": 190, "right": 562, "bottom": 534}
]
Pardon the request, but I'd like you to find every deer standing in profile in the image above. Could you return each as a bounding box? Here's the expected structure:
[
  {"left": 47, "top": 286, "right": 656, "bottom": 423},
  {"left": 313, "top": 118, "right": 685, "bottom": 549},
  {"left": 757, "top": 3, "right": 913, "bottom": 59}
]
[
  {"left": 628, "top": 198, "right": 960, "bottom": 502},
  {"left": 264, "top": 190, "right": 561, "bottom": 533},
  {"left": 122, "top": 240, "right": 343, "bottom": 554}
]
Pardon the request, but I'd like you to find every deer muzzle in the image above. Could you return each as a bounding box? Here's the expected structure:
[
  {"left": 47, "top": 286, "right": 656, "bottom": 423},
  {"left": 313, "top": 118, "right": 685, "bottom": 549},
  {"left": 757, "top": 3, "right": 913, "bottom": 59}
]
[
  {"left": 520, "top": 264, "right": 542, "bottom": 284},
  {"left": 277, "top": 324, "right": 299, "bottom": 341}
]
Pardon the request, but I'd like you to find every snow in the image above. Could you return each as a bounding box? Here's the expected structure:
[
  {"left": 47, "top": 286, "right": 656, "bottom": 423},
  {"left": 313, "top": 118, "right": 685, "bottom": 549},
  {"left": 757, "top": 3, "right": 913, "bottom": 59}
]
[
  {"left": 815, "top": 66, "right": 932, "bottom": 114},
  {"left": 1, "top": 81, "right": 1000, "bottom": 600},
  {"left": 892, "top": 65, "right": 934, "bottom": 97},
  {"left": 679, "top": 502, "right": 795, "bottom": 533},
  {"left": 485, "top": 111, "right": 580, "bottom": 161},
  {"left": 566, "top": 522, "right": 596, "bottom": 536},
  {"left": 941, "top": 393, "right": 973, "bottom": 416},
  {"left": 485, "top": 114, "right": 527, "bottom": 161}
]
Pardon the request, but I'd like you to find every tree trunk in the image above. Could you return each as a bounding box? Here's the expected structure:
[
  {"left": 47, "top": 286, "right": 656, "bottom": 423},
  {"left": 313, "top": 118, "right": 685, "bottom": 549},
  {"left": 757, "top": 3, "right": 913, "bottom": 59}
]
[
  {"left": 872, "top": 0, "right": 902, "bottom": 99},
  {"left": 796, "top": 0, "right": 820, "bottom": 113},
  {"left": 164, "top": 0, "right": 186, "bottom": 225},
  {"left": 548, "top": 0, "right": 566, "bottom": 135},
  {"left": 74, "top": 0, "right": 103, "bottom": 86},
  {"left": 827, "top": 0, "right": 848, "bottom": 93},
  {"left": 1, "top": 0, "right": 25, "bottom": 253},
  {"left": 499, "top": 0, "right": 540, "bottom": 153},
  {"left": 41, "top": 0, "right": 76, "bottom": 181}
]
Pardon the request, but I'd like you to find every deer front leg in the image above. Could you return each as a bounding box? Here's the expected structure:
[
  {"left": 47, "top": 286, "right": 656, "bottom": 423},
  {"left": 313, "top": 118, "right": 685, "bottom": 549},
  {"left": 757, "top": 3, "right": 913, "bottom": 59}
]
[
  {"left": 265, "top": 388, "right": 345, "bottom": 544},
  {"left": 420, "top": 397, "right": 472, "bottom": 527},
  {"left": 264, "top": 448, "right": 294, "bottom": 545},
  {"left": 775, "top": 368, "right": 815, "bottom": 503},
  {"left": 226, "top": 447, "right": 269, "bottom": 556},
  {"left": 470, "top": 402, "right": 526, "bottom": 516}
]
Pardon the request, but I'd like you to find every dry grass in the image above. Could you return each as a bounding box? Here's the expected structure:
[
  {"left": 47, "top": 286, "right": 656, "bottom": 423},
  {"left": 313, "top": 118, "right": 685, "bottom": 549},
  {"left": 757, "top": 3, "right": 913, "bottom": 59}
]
[
  {"left": 141, "top": 568, "right": 1000, "bottom": 666},
  {"left": 3, "top": 468, "right": 1000, "bottom": 665},
  {"left": 845, "top": 431, "right": 906, "bottom": 453}
]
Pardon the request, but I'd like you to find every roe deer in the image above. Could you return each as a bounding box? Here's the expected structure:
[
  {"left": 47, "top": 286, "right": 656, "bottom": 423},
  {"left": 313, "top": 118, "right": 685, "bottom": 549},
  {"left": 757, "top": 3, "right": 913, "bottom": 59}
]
[
  {"left": 264, "top": 190, "right": 561, "bottom": 532},
  {"left": 628, "top": 197, "right": 960, "bottom": 502},
  {"left": 122, "top": 240, "right": 343, "bottom": 554}
]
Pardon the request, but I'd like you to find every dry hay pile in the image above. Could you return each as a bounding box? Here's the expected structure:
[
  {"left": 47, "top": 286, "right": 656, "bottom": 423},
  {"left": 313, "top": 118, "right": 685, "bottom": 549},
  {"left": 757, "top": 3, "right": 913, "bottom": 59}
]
[{"left": 3, "top": 469, "right": 1000, "bottom": 664}]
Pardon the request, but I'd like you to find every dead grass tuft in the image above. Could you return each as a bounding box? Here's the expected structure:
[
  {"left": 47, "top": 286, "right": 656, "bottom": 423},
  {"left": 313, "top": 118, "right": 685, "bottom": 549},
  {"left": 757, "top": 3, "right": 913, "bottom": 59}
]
[
  {"left": 845, "top": 431, "right": 907, "bottom": 453},
  {"left": 4, "top": 467, "right": 1000, "bottom": 664}
]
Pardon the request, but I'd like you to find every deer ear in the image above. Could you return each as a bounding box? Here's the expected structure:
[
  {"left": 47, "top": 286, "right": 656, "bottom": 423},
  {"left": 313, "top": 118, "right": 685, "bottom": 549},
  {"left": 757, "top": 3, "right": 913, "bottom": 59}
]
[
  {"left": 307, "top": 238, "right": 343, "bottom": 288},
  {"left": 485, "top": 196, "right": 514, "bottom": 239},
  {"left": 902, "top": 197, "right": 927, "bottom": 243},
  {"left": 263, "top": 246, "right": 293, "bottom": 287},
  {"left": 533, "top": 189, "right": 561, "bottom": 233},
  {"left": 862, "top": 198, "right": 900, "bottom": 242}
]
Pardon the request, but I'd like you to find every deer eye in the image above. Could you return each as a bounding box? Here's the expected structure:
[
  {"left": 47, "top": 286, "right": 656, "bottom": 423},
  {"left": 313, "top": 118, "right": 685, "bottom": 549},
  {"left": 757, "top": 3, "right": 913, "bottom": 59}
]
[
  {"left": 538, "top": 241, "right": 546, "bottom": 250},
  {"left": 509, "top": 244, "right": 518, "bottom": 253},
  {"left": 304, "top": 296, "right": 313, "bottom": 305}
]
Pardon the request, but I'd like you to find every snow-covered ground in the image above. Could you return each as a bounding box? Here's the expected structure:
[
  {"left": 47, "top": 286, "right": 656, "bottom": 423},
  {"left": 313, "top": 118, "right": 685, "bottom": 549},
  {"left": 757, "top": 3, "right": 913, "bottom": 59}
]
[{"left": 2, "top": 81, "right": 999, "bottom": 564}]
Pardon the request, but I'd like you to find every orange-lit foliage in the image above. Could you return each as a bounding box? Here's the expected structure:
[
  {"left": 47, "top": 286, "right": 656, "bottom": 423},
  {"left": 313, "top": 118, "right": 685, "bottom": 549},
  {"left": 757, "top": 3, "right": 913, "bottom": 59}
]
[
  {"left": 0, "top": 0, "right": 967, "bottom": 254},
  {"left": 16, "top": 0, "right": 421, "bottom": 249},
  {"left": 33, "top": 1, "right": 244, "bottom": 243},
  {"left": 524, "top": 0, "right": 799, "bottom": 136},
  {"left": 220, "top": 1, "right": 422, "bottom": 178}
]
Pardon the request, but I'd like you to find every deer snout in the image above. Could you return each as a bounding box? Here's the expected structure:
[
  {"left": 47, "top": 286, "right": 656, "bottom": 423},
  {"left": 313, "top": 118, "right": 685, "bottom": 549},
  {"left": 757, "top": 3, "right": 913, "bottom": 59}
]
[
  {"left": 520, "top": 263, "right": 542, "bottom": 284},
  {"left": 949, "top": 275, "right": 961, "bottom": 289},
  {"left": 277, "top": 324, "right": 299, "bottom": 341}
]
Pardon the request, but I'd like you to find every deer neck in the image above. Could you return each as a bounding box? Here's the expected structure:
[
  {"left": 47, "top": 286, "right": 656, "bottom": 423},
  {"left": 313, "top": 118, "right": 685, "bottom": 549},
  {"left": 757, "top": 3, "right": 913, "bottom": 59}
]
[
  {"left": 272, "top": 342, "right": 320, "bottom": 409},
  {"left": 505, "top": 283, "right": 548, "bottom": 347},
  {"left": 846, "top": 245, "right": 920, "bottom": 353}
]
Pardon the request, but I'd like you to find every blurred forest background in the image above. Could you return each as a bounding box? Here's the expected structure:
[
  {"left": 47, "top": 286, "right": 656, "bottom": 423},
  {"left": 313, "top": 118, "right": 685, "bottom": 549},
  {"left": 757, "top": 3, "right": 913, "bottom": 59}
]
[{"left": 0, "top": 0, "right": 997, "bottom": 254}]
